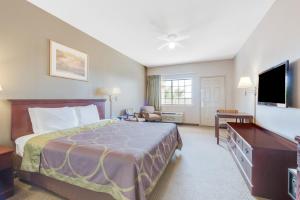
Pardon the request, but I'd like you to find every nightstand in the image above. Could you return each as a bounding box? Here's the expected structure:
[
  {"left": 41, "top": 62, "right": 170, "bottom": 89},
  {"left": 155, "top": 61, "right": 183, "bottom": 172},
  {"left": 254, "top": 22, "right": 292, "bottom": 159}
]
[{"left": 0, "top": 146, "right": 14, "bottom": 199}]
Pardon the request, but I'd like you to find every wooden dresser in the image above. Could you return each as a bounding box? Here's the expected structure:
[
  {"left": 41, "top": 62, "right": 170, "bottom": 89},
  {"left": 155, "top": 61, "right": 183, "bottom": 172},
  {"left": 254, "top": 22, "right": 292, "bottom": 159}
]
[{"left": 227, "top": 123, "right": 297, "bottom": 200}]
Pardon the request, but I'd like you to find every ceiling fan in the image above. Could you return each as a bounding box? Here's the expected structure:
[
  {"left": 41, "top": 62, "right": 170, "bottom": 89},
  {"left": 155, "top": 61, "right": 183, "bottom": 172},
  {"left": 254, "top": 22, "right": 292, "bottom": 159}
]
[{"left": 157, "top": 34, "right": 189, "bottom": 50}]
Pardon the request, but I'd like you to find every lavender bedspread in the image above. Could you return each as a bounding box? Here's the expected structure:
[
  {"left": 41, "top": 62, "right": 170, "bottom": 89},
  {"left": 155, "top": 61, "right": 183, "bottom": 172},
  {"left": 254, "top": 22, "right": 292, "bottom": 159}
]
[{"left": 22, "top": 121, "right": 182, "bottom": 200}]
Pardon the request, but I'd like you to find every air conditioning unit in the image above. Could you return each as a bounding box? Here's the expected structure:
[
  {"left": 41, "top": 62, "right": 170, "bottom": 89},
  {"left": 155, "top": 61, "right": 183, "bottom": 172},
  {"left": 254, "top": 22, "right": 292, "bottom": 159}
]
[{"left": 161, "top": 112, "right": 184, "bottom": 123}]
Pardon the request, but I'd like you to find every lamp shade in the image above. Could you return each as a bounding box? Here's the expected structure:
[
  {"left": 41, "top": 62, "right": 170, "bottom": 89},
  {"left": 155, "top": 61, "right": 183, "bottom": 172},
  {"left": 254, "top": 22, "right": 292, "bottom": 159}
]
[
  {"left": 112, "top": 87, "right": 121, "bottom": 95},
  {"left": 95, "top": 87, "right": 121, "bottom": 96},
  {"left": 238, "top": 77, "right": 253, "bottom": 89},
  {"left": 0, "top": 84, "right": 2, "bottom": 91},
  {"left": 95, "top": 87, "right": 111, "bottom": 96}
]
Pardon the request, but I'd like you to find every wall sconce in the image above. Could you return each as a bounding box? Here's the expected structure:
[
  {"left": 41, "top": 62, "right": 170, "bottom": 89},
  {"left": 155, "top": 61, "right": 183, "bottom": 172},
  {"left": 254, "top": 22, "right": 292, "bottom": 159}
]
[
  {"left": 237, "top": 77, "right": 255, "bottom": 95},
  {"left": 111, "top": 87, "right": 121, "bottom": 95},
  {"left": 237, "top": 76, "right": 257, "bottom": 123}
]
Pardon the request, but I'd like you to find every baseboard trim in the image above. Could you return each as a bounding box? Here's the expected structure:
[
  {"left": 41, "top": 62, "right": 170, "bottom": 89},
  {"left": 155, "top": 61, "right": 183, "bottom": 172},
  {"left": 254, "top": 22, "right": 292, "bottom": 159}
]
[{"left": 179, "top": 123, "right": 199, "bottom": 126}]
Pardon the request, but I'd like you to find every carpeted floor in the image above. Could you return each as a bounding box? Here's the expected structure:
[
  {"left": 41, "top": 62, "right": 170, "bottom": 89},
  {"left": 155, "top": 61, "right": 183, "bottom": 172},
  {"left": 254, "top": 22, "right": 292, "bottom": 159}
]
[{"left": 9, "top": 125, "right": 266, "bottom": 200}]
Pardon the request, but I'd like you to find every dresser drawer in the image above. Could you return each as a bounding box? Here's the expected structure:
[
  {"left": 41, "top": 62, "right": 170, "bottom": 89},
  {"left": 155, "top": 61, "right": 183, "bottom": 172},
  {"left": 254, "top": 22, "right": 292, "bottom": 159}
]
[
  {"left": 227, "top": 127, "right": 232, "bottom": 136},
  {"left": 288, "top": 168, "right": 296, "bottom": 200},
  {"left": 0, "top": 147, "right": 14, "bottom": 199},
  {"left": 228, "top": 138, "right": 236, "bottom": 154},
  {"left": 297, "top": 149, "right": 300, "bottom": 166},
  {"left": 227, "top": 128, "right": 232, "bottom": 141},
  {"left": 242, "top": 157, "right": 252, "bottom": 182},
  {"left": 236, "top": 147, "right": 252, "bottom": 183},
  {"left": 231, "top": 130, "right": 237, "bottom": 141},
  {"left": 242, "top": 142, "right": 252, "bottom": 163},
  {"left": 236, "top": 134, "right": 243, "bottom": 150},
  {"left": 0, "top": 153, "right": 12, "bottom": 171}
]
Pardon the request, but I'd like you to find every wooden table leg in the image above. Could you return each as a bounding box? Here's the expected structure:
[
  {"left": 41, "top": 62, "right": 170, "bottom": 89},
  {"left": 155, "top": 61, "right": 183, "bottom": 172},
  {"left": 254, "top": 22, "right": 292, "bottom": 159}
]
[
  {"left": 215, "top": 115, "right": 219, "bottom": 144},
  {"left": 215, "top": 115, "right": 217, "bottom": 137},
  {"left": 249, "top": 117, "right": 253, "bottom": 123}
]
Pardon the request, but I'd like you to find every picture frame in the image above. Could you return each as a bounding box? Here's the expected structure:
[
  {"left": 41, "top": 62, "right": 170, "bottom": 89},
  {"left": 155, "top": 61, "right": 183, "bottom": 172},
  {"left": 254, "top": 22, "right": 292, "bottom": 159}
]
[{"left": 50, "top": 40, "right": 88, "bottom": 81}]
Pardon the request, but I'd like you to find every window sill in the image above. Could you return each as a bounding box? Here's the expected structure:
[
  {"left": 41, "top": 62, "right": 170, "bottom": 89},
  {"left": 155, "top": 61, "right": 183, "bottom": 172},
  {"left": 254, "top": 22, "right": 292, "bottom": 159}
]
[{"left": 161, "top": 104, "right": 194, "bottom": 107}]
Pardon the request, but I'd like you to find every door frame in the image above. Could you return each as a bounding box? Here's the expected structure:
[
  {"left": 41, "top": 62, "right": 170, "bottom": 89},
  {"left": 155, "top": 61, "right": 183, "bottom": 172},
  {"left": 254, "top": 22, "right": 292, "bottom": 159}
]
[{"left": 199, "top": 75, "right": 226, "bottom": 126}]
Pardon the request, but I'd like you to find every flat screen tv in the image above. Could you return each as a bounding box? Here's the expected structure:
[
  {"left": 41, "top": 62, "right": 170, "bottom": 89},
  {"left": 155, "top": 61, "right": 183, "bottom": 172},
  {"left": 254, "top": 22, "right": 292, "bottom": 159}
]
[{"left": 258, "top": 61, "right": 289, "bottom": 107}]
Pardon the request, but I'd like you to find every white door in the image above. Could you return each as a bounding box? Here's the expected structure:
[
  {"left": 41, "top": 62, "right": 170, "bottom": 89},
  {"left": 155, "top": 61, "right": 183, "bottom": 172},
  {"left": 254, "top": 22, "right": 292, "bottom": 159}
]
[{"left": 200, "top": 76, "right": 225, "bottom": 126}]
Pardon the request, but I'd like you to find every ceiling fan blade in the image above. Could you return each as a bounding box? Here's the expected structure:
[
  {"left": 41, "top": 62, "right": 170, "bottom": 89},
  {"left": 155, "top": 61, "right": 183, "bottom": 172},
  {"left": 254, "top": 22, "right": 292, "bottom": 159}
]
[
  {"left": 175, "top": 42, "right": 184, "bottom": 48},
  {"left": 157, "top": 36, "right": 170, "bottom": 42},
  {"left": 157, "top": 43, "right": 169, "bottom": 50},
  {"left": 175, "top": 35, "right": 189, "bottom": 42}
]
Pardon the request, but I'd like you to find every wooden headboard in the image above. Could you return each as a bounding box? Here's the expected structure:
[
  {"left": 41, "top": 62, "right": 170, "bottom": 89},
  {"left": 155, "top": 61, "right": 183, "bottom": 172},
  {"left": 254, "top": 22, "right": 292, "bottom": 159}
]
[{"left": 10, "top": 99, "right": 106, "bottom": 141}]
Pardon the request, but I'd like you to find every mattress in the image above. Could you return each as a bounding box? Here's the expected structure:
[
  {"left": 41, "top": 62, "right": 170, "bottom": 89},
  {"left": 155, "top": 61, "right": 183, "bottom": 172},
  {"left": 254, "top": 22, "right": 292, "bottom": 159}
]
[{"left": 15, "top": 133, "right": 36, "bottom": 157}]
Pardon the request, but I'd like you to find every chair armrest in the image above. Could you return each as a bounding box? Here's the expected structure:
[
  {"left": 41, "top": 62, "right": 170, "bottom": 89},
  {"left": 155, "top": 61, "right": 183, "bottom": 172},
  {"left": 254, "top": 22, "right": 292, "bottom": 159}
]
[
  {"left": 134, "top": 112, "right": 141, "bottom": 118},
  {"left": 142, "top": 112, "right": 150, "bottom": 120},
  {"left": 154, "top": 111, "right": 162, "bottom": 115}
]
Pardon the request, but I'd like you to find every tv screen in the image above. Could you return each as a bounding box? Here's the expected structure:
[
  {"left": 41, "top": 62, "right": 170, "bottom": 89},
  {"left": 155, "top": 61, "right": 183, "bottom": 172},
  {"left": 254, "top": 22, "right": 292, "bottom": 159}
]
[{"left": 258, "top": 61, "right": 289, "bottom": 107}]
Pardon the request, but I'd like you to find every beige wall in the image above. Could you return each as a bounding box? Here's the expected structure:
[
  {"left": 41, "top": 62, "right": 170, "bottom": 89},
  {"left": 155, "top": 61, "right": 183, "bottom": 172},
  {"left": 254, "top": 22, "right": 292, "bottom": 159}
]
[
  {"left": 147, "top": 60, "right": 234, "bottom": 124},
  {"left": 234, "top": 0, "right": 300, "bottom": 141},
  {"left": 0, "top": 0, "right": 146, "bottom": 146}
]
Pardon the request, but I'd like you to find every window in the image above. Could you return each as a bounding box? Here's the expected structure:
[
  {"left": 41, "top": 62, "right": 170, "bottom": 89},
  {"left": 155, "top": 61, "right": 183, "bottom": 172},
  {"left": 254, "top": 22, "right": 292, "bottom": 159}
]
[{"left": 161, "top": 79, "right": 192, "bottom": 105}]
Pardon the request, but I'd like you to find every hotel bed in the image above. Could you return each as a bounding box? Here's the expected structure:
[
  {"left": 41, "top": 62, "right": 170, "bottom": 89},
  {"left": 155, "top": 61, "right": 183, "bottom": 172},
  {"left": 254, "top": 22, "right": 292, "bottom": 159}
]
[{"left": 11, "top": 99, "right": 182, "bottom": 200}]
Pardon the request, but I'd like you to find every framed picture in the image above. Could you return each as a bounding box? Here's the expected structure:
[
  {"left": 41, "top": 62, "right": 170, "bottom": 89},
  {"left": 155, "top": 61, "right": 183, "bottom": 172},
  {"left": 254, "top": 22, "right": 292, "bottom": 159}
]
[{"left": 50, "top": 40, "right": 88, "bottom": 81}]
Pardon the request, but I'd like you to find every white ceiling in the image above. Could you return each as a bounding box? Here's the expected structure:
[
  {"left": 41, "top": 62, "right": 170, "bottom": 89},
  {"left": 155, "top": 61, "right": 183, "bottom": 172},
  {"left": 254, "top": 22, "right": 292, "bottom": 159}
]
[{"left": 29, "top": 0, "right": 275, "bottom": 67}]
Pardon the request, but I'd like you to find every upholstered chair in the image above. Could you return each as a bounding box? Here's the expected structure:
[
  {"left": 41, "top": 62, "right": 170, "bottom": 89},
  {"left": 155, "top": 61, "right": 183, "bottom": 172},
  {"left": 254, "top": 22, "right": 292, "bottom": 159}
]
[{"left": 135, "top": 106, "right": 162, "bottom": 122}]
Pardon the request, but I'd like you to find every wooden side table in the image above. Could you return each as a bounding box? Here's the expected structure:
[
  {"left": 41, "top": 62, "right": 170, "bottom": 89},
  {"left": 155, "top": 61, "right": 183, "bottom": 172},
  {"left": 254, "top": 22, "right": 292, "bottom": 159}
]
[
  {"left": 0, "top": 146, "right": 14, "bottom": 199},
  {"left": 215, "top": 112, "right": 253, "bottom": 144}
]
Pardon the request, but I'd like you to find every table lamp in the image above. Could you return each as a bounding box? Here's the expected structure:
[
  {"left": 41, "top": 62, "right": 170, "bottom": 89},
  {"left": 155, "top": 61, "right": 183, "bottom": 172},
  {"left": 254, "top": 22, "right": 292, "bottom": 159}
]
[{"left": 96, "top": 87, "right": 121, "bottom": 119}]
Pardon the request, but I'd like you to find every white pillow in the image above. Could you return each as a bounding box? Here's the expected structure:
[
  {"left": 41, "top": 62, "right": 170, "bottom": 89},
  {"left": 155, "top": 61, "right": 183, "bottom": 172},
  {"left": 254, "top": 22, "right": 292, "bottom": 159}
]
[
  {"left": 28, "top": 107, "right": 79, "bottom": 134},
  {"left": 75, "top": 104, "right": 100, "bottom": 126}
]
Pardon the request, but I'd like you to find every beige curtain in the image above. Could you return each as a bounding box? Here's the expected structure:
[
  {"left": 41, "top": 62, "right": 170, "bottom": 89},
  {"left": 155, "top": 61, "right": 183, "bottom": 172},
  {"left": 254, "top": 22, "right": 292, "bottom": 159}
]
[{"left": 146, "top": 75, "right": 161, "bottom": 111}]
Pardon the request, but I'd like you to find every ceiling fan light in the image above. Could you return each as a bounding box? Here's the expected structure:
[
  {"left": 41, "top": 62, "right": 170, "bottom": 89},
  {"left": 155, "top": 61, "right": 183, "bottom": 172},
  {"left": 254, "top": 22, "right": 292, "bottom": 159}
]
[{"left": 168, "top": 42, "right": 176, "bottom": 49}]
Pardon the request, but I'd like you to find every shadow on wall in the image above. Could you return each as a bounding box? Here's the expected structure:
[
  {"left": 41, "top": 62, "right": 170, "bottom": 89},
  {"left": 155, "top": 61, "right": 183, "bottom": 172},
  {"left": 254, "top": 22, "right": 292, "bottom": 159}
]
[{"left": 288, "top": 59, "right": 300, "bottom": 108}]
